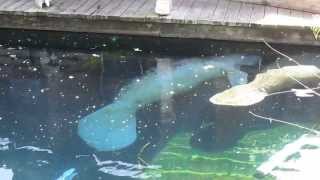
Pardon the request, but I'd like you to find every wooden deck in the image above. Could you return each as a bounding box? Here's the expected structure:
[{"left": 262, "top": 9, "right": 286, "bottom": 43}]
[{"left": 0, "top": 0, "right": 320, "bottom": 45}]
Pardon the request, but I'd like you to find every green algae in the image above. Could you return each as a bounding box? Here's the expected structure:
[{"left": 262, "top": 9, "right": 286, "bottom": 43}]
[{"left": 146, "top": 122, "right": 318, "bottom": 180}]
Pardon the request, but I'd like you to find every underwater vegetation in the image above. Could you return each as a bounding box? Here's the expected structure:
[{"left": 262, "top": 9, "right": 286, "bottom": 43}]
[
  {"left": 77, "top": 54, "right": 261, "bottom": 151},
  {"left": 145, "top": 123, "right": 315, "bottom": 180}
]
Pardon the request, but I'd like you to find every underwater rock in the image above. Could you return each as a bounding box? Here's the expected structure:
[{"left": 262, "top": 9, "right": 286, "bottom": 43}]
[
  {"left": 78, "top": 54, "right": 261, "bottom": 151},
  {"left": 210, "top": 65, "right": 320, "bottom": 106}
]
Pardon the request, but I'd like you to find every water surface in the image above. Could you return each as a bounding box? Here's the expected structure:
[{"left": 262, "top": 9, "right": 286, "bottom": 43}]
[{"left": 0, "top": 29, "right": 319, "bottom": 180}]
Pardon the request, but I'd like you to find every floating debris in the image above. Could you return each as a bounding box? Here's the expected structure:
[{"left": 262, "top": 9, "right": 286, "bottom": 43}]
[
  {"left": 0, "top": 138, "right": 11, "bottom": 151},
  {"left": 56, "top": 168, "right": 77, "bottom": 180},
  {"left": 68, "top": 75, "right": 75, "bottom": 79},
  {"left": 133, "top": 48, "right": 142, "bottom": 52},
  {"left": 16, "top": 146, "right": 53, "bottom": 154},
  {"left": 93, "top": 154, "right": 160, "bottom": 179},
  {"left": 92, "top": 54, "right": 100, "bottom": 58}
]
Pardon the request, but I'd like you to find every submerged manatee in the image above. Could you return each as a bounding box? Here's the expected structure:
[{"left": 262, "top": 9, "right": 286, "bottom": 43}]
[
  {"left": 78, "top": 55, "right": 261, "bottom": 151},
  {"left": 210, "top": 65, "right": 320, "bottom": 106}
]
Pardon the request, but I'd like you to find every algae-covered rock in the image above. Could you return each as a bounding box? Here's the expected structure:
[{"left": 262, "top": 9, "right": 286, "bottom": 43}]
[{"left": 146, "top": 123, "right": 315, "bottom": 180}]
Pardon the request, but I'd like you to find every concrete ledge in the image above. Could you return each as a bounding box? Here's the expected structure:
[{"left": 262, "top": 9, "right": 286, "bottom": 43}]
[{"left": 0, "top": 13, "right": 319, "bottom": 46}]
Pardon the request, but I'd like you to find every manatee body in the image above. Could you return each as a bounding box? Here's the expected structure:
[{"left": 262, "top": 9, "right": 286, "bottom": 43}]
[{"left": 78, "top": 55, "right": 261, "bottom": 151}]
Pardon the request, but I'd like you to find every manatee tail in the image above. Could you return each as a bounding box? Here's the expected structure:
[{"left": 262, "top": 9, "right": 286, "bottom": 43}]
[{"left": 78, "top": 102, "right": 137, "bottom": 151}]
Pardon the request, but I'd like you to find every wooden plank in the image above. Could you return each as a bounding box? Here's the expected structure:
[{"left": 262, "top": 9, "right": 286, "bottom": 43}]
[
  {"left": 264, "top": 6, "right": 277, "bottom": 17},
  {"left": 173, "top": 0, "right": 196, "bottom": 20},
  {"left": 301, "top": 12, "right": 314, "bottom": 26},
  {"left": 172, "top": 0, "right": 185, "bottom": 11},
  {"left": 303, "top": 12, "right": 313, "bottom": 19},
  {"left": 0, "top": 0, "right": 319, "bottom": 46},
  {"left": 121, "top": 0, "right": 148, "bottom": 18},
  {"left": 6, "top": 0, "right": 29, "bottom": 11},
  {"left": 75, "top": 0, "right": 101, "bottom": 15},
  {"left": 185, "top": 0, "right": 209, "bottom": 21},
  {"left": 14, "top": 1, "right": 34, "bottom": 12},
  {"left": 197, "top": 0, "right": 218, "bottom": 21},
  {"left": 250, "top": 4, "right": 265, "bottom": 24},
  {"left": 135, "top": 0, "right": 156, "bottom": 18},
  {"left": 169, "top": 0, "right": 187, "bottom": 20},
  {"left": 85, "top": 0, "right": 112, "bottom": 15},
  {"left": 311, "top": 13, "right": 320, "bottom": 26},
  {"left": 33, "top": 0, "right": 70, "bottom": 13},
  {"left": 26, "top": 5, "right": 53, "bottom": 13},
  {"left": 211, "top": 0, "right": 230, "bottom": 22},
  {"left": 23, "top": 0, "right": 60, "bottom": 13},
  {"left": 108, "top": 0, "right": 136, "bottom": 17},
  {"left": 237, "top": 2, "right": 253, "bottom": 23},
  {"left": 220, "top": 0, "right": 320, "bottom": 14},
  {"left": 96, "top": 0, "right": 124, "bottom": 16},
  {"left": 144, "top": 0, "right": 157, "bottom": 18},
  {"left": 224, "top": 1, "right": 241, "bottom": 23},
  {"left": 46, "top": 0, "right": 81, "bottom": 14},
  {"left": 0, "top": 0, "right": 11, "bottom": 10},
  {"left": 0, "top": 0, "right": 21, "bottom": 10},
  {"left": 15, "top": 0, "right": 44, "bottom": 13},
  {"left": 290, "top": 10, "right": 303, "bottom": 18},
  {"left": 61, "top": 0, "right": 89, "bottom": 14},
  {"left": 277, "top": 8, "right": 290, "bottom": 16},
  {"left": 260, "top": 6, "right": 277, "bottom": 25},
  {"left": 277, "top": 7, "right": 292, "bottom": 25},
  {"left": 290, "top": 10, "right": 306, "bottom": 26}
]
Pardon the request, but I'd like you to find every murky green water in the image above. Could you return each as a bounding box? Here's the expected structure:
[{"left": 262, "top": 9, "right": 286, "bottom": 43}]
[{"left": 0, "top": 29, "right": 319, "bottom": 180}]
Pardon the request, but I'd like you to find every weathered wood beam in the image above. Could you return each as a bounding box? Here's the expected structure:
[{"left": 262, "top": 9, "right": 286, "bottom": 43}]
[
  {"left": 232, "top": 0, "right": 320, "bottom": 13},
  {"left": 0, "top": 13, "right": 320, "bottom": 46}
]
